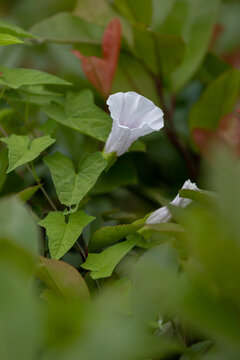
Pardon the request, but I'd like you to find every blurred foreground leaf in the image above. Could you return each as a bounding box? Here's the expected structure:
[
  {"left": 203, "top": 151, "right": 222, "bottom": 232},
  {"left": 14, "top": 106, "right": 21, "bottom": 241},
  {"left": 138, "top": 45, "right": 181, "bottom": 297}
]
[
  {"left": 36, "top": 255, "right": 90, "bottom": 302},
  {"left": 0, "top": 197, "right": 39, "bottom": 255}
]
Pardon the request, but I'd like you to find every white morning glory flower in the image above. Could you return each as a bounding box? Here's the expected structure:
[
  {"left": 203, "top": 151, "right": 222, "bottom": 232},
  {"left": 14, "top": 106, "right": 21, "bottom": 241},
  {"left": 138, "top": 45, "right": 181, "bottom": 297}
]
[
  {"left": 104, "top": 92, "right": 164, "bottom": 156},
  {"left": 146, "top": 180, "right": 199, "bottom": 224}
]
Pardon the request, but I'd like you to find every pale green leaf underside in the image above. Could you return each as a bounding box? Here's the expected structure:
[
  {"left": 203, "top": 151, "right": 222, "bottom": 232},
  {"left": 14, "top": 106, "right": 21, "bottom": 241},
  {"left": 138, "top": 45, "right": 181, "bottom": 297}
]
[
  {"left": 39, "top": 210, "right": 95, "bottom": 259},
  {"left": 0, "top": 134, "right": 56, "bottom": 173},
  {"left": 81, "top": 237, "right": 138, "bottom": 279},
  {"left": 0, "top": 33, "right": 23, "bottom": 46},
  {"left": 0, "top": 65, "right": 71, "bottom": 89},
  {"left": 41, "top": 90, "right": 112, "bottom": 142},
  {"left": 44, "top": 151, "right": 107, "bottom": 207}
]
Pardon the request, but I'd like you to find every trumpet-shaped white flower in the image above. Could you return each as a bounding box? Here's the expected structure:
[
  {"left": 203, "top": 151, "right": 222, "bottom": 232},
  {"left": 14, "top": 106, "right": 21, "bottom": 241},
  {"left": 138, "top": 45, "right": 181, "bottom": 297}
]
[
  {"left": 105, "top": 92, "right": 164, "bottom": 156},
  {"left": 146, "top": 180, "right": 199, "bottom": 224}
]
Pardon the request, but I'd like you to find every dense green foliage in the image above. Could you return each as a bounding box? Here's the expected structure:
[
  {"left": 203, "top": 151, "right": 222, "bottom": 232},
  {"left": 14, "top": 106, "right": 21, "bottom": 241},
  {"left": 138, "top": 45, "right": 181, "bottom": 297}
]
[{"left": 0, "top": 0, "right": 240, "bottom": 359}]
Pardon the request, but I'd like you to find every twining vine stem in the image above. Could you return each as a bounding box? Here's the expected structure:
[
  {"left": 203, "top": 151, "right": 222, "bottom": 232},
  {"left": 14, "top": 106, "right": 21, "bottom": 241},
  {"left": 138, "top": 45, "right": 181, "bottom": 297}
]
[
  {"left": 26, "top": 163, "right": 58, "bottom": 212},
  {"left": 136, "top": 33, "right": 198, "bottom": 179},
  {"left": 154, "top": 77, "right": 198, "bottom": 180}
]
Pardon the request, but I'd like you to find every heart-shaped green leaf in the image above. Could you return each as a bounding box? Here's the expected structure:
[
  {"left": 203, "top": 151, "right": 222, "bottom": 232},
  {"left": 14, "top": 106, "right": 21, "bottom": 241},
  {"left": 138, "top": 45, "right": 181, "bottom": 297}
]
[
  {"left": 44, "top": 151, "right": 107, "bottom": 207},
  {"left": 39, "top": 210, "right": 95, "bottom": 259},
  {"left": 0, "top": 134, "right": 56, "bottom": 173},
  {"left": 41, "top": 90, "right": 112, "bottom": 141}
]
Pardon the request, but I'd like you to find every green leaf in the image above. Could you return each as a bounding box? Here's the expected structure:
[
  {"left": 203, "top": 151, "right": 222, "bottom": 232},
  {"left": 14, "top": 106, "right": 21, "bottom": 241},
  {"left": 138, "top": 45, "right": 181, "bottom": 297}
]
[
  {"left": 30, "top": 12, "right": 103, "bottom": 44},
  {"left": 189, "top": 69, "right": 240, "bottom": 131},
  {"left": 159, "top": 0, "right": 220, "bottom": 91},
  {"left": 89, "top": 223, "right": 143, "bottom": 252},
  {"left": 198, "top": 52, "right": 231, "bottom": 84},
  {"left": 180, "top": 340, "right": 212, "bottom": 360},
  {"left": 6, "top": 85, "right": 64, "bottom": 107},
  {"left": 39, "top": 210, "right": 95, "bottom": 259},
  {"left": 114, "top": 0, "right": 152, "bottom": 26},
  {"left": 0, "top": 33, "right": 23, "bottom": 46},
  {"left": 0, "top": 108, "right": 14, "bottom": 122},
  {"left": 0, "top": 197, "right": 39, "bottom": 255},
  {"left": 0, "top": 65, "right": 71, "bottom": 89},
  {"left": 179, "top": 189, "right": 219, "bottom": 206},
  {"left": 16, "top": 185, "right": 41, "bottom": 203},
  {"left": 133, "top": 25, "right": 185, "bottom": 78},
  {"left": 151, "top": 0, "right": 176, "bottom": 29},
  {"left": 36, "top": 255, "right": 90, "bottom": 301},
  {"left": 42, "top": 90, "right": 112, "bottom": 142},
  {"left": 74, "top": 0, "right": 133, "bottom": 45},
  {"left": 113, "top": 52, "right": 160, "bottom": 102},
  {"left": 0, "top": 148, "right": 8, "bottom": 191},
  {"left": 1, "top": 134, "right": 56, "bottom": 173},
  {"left": 44, "top": 151, "right": 107, "bottom": 207},
  {"left": 0, "top": 264, "right": 40, "bottom": 360},
  {"left": 129, "top": 140, "right": 146, "bottom": 153},
  {"left": 146, "top": 222, "right": 185, "bottom": 235},
  {"left": 0, "top": 19, "right": 34, "bottom": 38},
  {"left": 82, "top": 236, "right": 138, "bottom": 279},
  {"left": 131, "top": 243, "right": 180, "bottom": 320}
]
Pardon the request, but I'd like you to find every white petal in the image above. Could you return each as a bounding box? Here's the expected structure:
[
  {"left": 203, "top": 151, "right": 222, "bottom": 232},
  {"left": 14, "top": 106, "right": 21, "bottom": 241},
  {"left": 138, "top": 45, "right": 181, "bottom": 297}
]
[
  {"left": 105, "top": 92, "right": 164, "bottom": 156},
  {"left": 146, "top": 206, "right": 171, "bottom": 224},
  {"left": 171, "top": 180, "right": 199, "bottom": 208},
  {"left": 104, "top": 121, "right": 134, "bottom": 156},
  {"left": 146, "top": 180, "right": 199, "bottom": 224}
]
